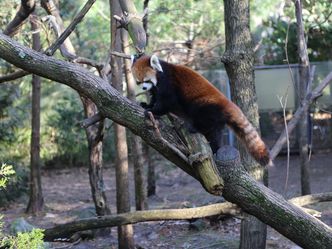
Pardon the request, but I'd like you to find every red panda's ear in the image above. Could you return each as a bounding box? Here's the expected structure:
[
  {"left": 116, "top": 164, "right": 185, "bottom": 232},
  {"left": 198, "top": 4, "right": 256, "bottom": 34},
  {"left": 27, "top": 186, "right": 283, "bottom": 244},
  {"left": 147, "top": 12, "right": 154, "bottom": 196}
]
[{"left": 150, "top": 54, "right": 163, "bottom": 72}]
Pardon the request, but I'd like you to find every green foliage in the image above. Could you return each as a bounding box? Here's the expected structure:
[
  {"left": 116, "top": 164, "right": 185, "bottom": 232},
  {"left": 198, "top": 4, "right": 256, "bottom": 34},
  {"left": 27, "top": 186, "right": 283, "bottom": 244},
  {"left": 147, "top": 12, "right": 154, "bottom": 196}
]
[
  {"left": 42, "top": 83, "right": 88, "bottom": 167},
  {"left": 6, "top": 229, "right": 45, "bottom": 249},
  {"left": 0, "top": 166, "right": 44, "bottom": 249},
  {"left": 0, "top": 164, "right": 15, "bottom": 189},
  {"left": 0, "top": 80, "right": 32, "bottom": 164},
  {"left": 148, "top": 0, "right": 223, "bottom": 42},
  {"left": 58, "top": 0, "right": 110, "bottom": 61},
  {"left": 258, "top": 1, "right": 332, "bottom": 64}
]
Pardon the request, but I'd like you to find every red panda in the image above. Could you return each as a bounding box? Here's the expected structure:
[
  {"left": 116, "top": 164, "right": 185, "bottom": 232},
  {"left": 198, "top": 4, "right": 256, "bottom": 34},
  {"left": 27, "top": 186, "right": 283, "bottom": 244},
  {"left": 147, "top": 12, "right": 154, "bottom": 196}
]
[{"left": 131, "top": 54, "right": 271, "bottom": 166}]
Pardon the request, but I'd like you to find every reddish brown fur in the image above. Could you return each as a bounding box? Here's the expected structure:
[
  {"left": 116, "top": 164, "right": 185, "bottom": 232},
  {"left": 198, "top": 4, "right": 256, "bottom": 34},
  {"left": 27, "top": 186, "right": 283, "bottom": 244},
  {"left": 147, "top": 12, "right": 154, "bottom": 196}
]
[{"left": 132, "top": 55, "right": 271, "bottom": 166}]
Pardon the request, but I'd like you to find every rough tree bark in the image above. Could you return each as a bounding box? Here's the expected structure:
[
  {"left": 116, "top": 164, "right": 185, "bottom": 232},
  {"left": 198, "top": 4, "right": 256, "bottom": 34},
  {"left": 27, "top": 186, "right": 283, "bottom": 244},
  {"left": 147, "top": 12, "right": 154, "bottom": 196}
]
[
  {"left": 111, "top": 0, "right": 134, "bottom": 248},
  {"left": 222, "top": 0, "right": 267, "bottom": 248},
  {"left": 82, "top": 97, "right": 110, "bottom": 217},
  {"left": 26, "top": 14, "right": 44, "bottom": 214},
  {"left": 215, "top": 146, "right": 332, "bottom": 249},
  {"left": 41, "top": 0, "right": 111, "bottom": 216},
  {"left": 122, "top": 30, "right": 148, "bottom": 210},
  {"left": 294, "top": 0, "right": 311, "bottom": 195}
]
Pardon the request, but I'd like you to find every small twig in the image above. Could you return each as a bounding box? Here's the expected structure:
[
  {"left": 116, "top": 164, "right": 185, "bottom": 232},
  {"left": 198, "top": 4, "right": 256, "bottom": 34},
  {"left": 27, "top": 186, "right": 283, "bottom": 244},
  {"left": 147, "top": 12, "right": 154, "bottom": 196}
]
[
  {"left": 284, "top": 19, "right": 298, "bottom": 97},
  {"left": 0, "top": 70, "right": 30, "bottom": 83},
  {"left": 113, "top": 12, "right": 144, "bottom": 30},
  {"left": 307, "top": 66, "right": 316, "bottom": 160},
  {"left": 100, "top": 53, "right": 112, "bottom": 81},
  {"left": 270, "top": 71, "right": 332, "bottom": 159},
  {"left": 146, "top": 112, "right": 190, "bottom": 164},
  {"left": 80, "top": 112, "right": 104, "bottom": 128},
  {"left": 110, "top": 51, "right": 131, "bottom": 59},
  {"left": 73, "top": 57, "right": 104, "bottom": 69},
  {"left": 277, "top": 94, "right": 290, "bottom": 195},
  {"left": 41, "top": 15, "right": 76, "bottom": 60},
  {"left": 45, "top": 0, "right": 97, "bottom": 56}
]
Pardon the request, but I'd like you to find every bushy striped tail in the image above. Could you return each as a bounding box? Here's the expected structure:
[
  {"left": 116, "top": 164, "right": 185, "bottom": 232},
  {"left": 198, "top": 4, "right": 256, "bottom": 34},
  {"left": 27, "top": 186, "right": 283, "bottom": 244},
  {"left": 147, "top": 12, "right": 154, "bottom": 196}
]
[{"left": 226, "top": 104, "right": 272, "bottom": 166}]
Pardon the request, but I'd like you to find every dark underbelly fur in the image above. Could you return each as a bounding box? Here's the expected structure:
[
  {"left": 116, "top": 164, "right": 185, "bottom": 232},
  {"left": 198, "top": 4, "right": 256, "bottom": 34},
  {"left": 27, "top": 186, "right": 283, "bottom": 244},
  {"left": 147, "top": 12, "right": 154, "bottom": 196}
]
[{"left": 179, "top": 103, "right": 227, "bottom": 153}]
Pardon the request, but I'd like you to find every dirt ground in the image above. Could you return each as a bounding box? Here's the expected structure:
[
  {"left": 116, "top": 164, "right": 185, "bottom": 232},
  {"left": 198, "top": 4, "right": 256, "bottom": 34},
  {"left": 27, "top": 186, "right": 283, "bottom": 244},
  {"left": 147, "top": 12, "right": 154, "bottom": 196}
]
[{"left": 2, "top": 151, "right": 332, "bottom": 249}]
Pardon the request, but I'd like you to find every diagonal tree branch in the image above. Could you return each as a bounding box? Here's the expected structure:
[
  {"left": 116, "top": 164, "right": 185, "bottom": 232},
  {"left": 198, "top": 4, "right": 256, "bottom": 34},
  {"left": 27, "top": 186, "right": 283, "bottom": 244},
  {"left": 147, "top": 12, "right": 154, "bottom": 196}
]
[
  {"left": 0, "top": 70, "right": 30, "bottom": 83},
  {"left": 216, "top": 146, "right": 332, "bottom": 249},
  {"left": 0, "top": 33, "right": 214, "bottom": 187},
  {"left": 270, "top": 70, "right": 332, "bottom": 160},
  {"left": 44, "top": 0, "right": 96, "bottom": 56},
  {"left": 3, "top": 0, "right": 36, "bottom": 37}
]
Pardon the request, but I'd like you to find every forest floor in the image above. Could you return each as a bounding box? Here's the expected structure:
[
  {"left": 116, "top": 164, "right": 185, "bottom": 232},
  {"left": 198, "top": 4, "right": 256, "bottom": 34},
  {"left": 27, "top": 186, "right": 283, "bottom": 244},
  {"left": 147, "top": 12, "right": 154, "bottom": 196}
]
[{"left": 2, "top": 151, "right": 332, "bottom": 249}]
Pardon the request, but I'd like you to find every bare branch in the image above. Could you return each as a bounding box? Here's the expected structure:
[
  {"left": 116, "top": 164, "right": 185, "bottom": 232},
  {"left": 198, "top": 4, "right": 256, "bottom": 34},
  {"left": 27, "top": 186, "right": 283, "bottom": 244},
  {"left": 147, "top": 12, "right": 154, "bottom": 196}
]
[
  {"left": 41, "top": 15, "right": 76, "bottom": 60},
  {"left": 110, "top": 51, "right": 131, "bottom": 59},
  {"left": 0, "top": 70, "right": 30, "bottom": 83},
  {"left": 80, "top": 112, "right": 104, "bottom": 128},
  {"left": 277, "top": 94, "right": 290, "bottom": 194},
  {"left": 270, "top": 71, "right": 332, "bottom": 160},
  {"left": 45, "top": 0, "right": 97, "bottom": 56},
  {"left": 43, "top": 202, "right": 239, "bottom": 241},
  {"left": 73, "top": 57, "right": 104, "bottom": 70},
  {"left": 3, "top": 0, "right": 36, "bottom": 37},
  {"left": 289, "top": 192, "right": 332, "bottom": 207}
]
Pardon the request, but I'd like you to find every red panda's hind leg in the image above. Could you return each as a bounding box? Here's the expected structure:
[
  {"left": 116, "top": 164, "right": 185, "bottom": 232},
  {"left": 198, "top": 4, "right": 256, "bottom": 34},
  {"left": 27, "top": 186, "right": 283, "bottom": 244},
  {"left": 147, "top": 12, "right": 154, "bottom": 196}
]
[{"left": 203, "top": 128, "right": 223, "bottom": 154}]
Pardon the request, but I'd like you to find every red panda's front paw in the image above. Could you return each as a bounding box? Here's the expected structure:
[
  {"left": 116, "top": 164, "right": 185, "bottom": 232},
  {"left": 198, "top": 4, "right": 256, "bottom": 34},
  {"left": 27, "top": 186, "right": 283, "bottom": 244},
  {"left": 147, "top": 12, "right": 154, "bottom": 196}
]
[
  {"left": 144, "top": 109, "right": 153, "bottom": 118},
  {"left": 140, "top": 102, "right": 149, "bottom": 109},
  {"left": 144, "top": 110, "right": 159, "bottom": 130}
]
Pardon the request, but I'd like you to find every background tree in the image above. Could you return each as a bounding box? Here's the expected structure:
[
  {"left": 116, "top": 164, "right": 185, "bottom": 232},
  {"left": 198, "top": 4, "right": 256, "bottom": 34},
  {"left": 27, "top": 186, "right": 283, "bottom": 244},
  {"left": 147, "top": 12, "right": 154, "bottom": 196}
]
[
  {"left": 26, "top": 13, "right": 43, "bottom": 214},
  {"left": 295, "top": 0, "right": 311, "bottom": 195},
  {"left": 122, "top": 30, "right": 148, "bottom": 211},
  {"left": 110, "top": 0, "right": 134, "bottom": 247},
  {"left": 222, "top": 0, "right": 267, "bottom": 248},
  {"left": 41, "top": 0, "right": 111, "bottom": 217}
]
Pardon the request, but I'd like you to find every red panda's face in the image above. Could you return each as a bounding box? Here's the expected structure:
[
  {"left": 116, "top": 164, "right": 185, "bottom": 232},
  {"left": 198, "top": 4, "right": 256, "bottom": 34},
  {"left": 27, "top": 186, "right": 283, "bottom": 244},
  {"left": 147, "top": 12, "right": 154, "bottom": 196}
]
[{"left": 131, "top": 55, "right": 163, "bottom": 91}]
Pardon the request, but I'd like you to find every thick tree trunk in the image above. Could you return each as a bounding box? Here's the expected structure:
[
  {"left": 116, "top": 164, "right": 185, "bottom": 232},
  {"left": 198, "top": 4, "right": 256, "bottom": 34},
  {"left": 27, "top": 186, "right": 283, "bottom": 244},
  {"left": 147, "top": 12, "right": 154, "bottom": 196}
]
[
  {"left": 82, "top": 97, "right": 110, "bottom": 217},
  {"left": 111, "top": 0, "right": 134, "bottom": 248},
  {"left": 294, "top": 0, "right": 311, "bottom": 195},
  {"left": 122, "top": 30, "right": 148, "bottom": 211},
  {"left": 222, "top": 0, "right": 267, "bottom": 248},
  {"left": 26, "top": 14, "right": 44, "bottom": 214}
]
